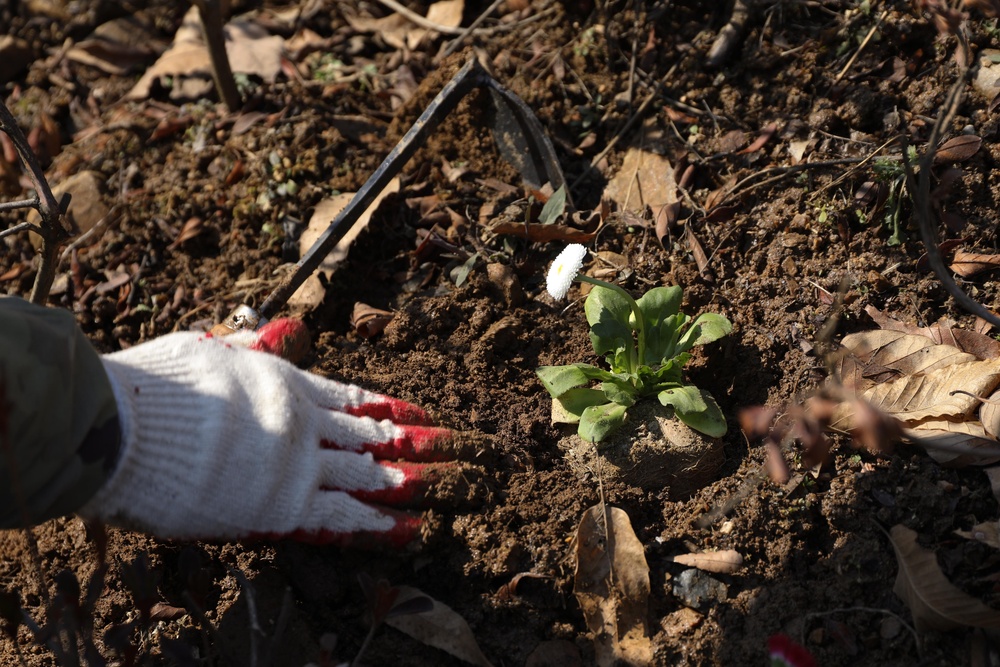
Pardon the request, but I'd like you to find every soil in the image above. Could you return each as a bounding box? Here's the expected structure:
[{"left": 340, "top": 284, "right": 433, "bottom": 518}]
[{"left": 3, "top": 1, "right": 1000, "bottom": 665}]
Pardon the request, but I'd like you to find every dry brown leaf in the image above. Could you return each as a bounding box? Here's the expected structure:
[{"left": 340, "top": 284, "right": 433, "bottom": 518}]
[
  {"left": 488, "top": 221, "right": 596, "bottom": 243},
  {"left": 672, "top": 550, "right": 743, "bottom": 574},
  {"left": 838, "top": 330, "right": 978, "bottom": 389},
  {"left": 351, "top": 302, "right": 394, "bottom": 339},
  {"left": 852, "top": 359, "right": 1000, "bottom": 423},
  {"left": 27, "top": 170, "right": 110, "bottom": 249},
  {"left": 601, "top": 147, "right": 677, "bottom": 214},
  {"left": 955, "top": 521, "right": 1000, "bottom": 549},
  {"left": 128, "top": 8, "right": 284, "bottom": 100},
  {"left": 866, "top": 305, "right": 1000, "bottom": 361},
  {"left": 169, "top": 217, "right": 205, "bottom": 249},
  {"left": 574, "top": 505, "right": 652, "bottom": 667},
  {"left": 905, "top": 421, "right": 1000, "bottom": 467},
  {"left": 737, "top": 122, "right": 776, "bottom": 154},
  {"left": 934, "top": 134, "right": 983, "bottom": 163},
  {"left": 385, "top": 585, "right": 493, "bottom": 667},
  {"left": 346, "top": 0, "right": 464, "bottom": 50},
  {"left": 981, "top": 388, "right": 1000, "bottom": 438},
  {"left": 684, "top": 223, "right": 713, "bottom": 282},
  {"left": 951, "top": 250, "right": 1000, "bottom": 278},
  {"left": 288, "top": 177, "right": 400, "bottom": 310},
  {"left": 890, "top": 524, "right": 1000, "bottom": 632}
]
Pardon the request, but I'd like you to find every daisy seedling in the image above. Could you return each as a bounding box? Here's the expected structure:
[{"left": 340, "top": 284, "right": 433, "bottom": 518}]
[{"left": 537, "top": 244, "right": 732, "bottom": 443}]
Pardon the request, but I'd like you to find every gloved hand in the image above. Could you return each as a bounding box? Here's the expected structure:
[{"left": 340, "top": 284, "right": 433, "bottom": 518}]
[{"left": 79, "top": 320, "right": 482, "bottom": 547}]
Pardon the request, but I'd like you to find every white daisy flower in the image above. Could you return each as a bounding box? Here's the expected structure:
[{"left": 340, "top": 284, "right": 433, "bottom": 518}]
[{"left": 546, "top": 244, "right": 587, "bottom": 300}]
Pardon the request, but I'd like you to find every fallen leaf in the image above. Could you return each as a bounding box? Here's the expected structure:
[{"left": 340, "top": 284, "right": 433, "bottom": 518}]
[
  {"left": 351, "top": 303, "right": 395, "bottom": 339},
  {"left": 574, "top": 504, "right": 652, "bottom": 667},
  {"left": 951, "top": 249, "right": 1000, "bottom": 278},
  {"left": 865, "top": 305, "right": 1000, "bottom": 361},
  {"left": 65, "top": 16, "right": 163, "bottom": 75},
  {"left": 955, "top": 521, "right": 1000, "bottom": 549},
  {"left": 169, "top": 217, "right": 205, "bottom": 249},
  {"left": 848, "top": 358, "right": 1000, "bottom": 423},
  {"left": 288, "top": 177, "right": 401, "bottom": 310},
  {"left": 27, "top": 170, "right": 110, "bottom": 249},
  {"left": 346, "top": 0, "right": 464, "bottom": 50},
  {"left": 684, "top": 223, "right": 713, "bottom": 281},
  {"left": 934, "top": 135, "right": 982, "bottom": 163},
  {"left": 385, "top": 585, "right": 493, "bottom": 667},
  {"left": 672, "top": 550, "right": 743, "bottom": 574},
  {"left": 488, "top": 221, "right": 596, "bottom": 243},
  {"left": 654, "top": 201, "right": 681, "bottom": 245},
  {"left": 602, "top": 147, "right": 677, "bottom": 214},
  {"left": 889, "top": 524, "right": 1000, "bottom": 632},
  {"left": 737, "top": 122, "right": 777, "bottom": 154},
  {"left": 128, "top": 7, "right": 285, "bottom": 101},
  {"left": 905, "top": 421, "right": 1000, "bottom": 467}
]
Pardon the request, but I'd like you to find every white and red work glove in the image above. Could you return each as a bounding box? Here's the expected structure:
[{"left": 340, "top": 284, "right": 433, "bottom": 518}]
[{"left": 78, "top": 320, "right": 482, "bottom": 547}]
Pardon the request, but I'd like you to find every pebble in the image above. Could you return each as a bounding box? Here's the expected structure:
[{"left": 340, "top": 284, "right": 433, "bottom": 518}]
[{"left": 671, "top": 569, "right": 728, "bottom": 610}]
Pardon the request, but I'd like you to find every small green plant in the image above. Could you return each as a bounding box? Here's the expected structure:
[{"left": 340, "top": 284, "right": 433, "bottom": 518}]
[
  {"left": 870, "top": 146, "right": 918, "bottom": 245},
  {"left": 536, "top": 245, "right": 732, "bottom": 443}
]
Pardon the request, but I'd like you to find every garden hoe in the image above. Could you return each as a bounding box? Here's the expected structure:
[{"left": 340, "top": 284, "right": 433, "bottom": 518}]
[{"left": 212, "top": 56, "right": 571, "bottom": 336}]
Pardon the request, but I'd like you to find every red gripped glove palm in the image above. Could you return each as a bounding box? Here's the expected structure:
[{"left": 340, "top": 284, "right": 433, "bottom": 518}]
[{"left": 79, "top": 320, "right": 481, "bottom": 547}]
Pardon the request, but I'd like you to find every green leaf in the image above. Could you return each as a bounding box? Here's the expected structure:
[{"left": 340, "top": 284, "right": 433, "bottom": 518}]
[
  {"left": 675, "top": 313, "right": 732, "bottom": 354},
  {"left": 635, "top": 286, "right": 682, "bottom": 362},
  {"left": 579, "top": 402, "right": 628, "bottom": 443},
  {"left": 584, "top": 285, "right": 635, "bottom": 368},
  {"left": 538, "top": 185, "right": 568, "bottom": 224},
  {"left": 536, "top": 365, "right": 590, "bottom": 397},
  {"left": 537, "top": 363, "right": 617, "bottom": 397},
  {"left": 601, "top": 379, "right": 637, "bottom": 407},
  {"left": 658, "top": 386, "right": 727, "bottom": 437},
  {"left": 553, "top": 388, "right": 609, "bottom": 423}
]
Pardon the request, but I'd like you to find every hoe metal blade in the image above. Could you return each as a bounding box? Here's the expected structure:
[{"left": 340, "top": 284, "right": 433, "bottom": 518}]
[{"left": 221, "top": 57, "right": 570, "bottom": 331}]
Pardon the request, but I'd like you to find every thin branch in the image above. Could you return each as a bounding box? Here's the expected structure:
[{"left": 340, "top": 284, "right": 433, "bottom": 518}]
[
  {"left": 0, "top": 222, "right": 43, "bottom": 240},
  {"left": 441, "top": 0, "right": 504, "bottom": 57},
  {"left": 0, "top": 197, "right": 38, "bottom": 213},
  {"left": 373, "top": 0, "right": 466, "bottom": 34},
  {"left": 900, "top": 46, "right": 1000, "bottom": 328},
  {"left": 0, "top": 98, "right": 68, "bottom": 304}
]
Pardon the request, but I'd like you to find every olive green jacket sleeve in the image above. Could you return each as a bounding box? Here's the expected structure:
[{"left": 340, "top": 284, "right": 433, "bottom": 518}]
[{"left": 0, "top": 297, "right": 121, "bottom": 528}]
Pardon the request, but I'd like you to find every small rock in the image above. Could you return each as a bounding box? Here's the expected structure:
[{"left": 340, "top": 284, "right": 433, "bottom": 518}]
[{"left": 671, "top": 568, "right": 728, "bottom": 610}]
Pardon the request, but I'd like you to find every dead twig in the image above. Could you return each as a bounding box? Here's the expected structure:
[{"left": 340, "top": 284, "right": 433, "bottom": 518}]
[
  {"left": 901, "top": 49, "right": 1000, "bottom": 328},
  {"left": 834, "top": 9, "right": 888, "bottom": 82},
  {"left": 0, "top": 98, "right": 71, "bottom": 304},
  {"left": 441, "top": 0, "right": 504, "bottom": 57}
]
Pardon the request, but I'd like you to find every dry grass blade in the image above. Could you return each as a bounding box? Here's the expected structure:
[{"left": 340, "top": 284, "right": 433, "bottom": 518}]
[{"left": 889, "top": 524, "right": 1000, "bottom": 632}]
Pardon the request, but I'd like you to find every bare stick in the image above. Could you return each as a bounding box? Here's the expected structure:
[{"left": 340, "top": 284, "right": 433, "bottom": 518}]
[
  {"left": 373, "top": 0, "right": 466, "bottom": 34},
  {"left": 0, "top": 98, "right": 69, "bottom": 304},
  {"left": 441, "top": 0, "right": 504, "bottom": 57},
  {"left": 191, "top": 0, "right": 241, "bottom": 112},
  {"left": 834, "top": 9, "right": 888, "bottom": 82}
]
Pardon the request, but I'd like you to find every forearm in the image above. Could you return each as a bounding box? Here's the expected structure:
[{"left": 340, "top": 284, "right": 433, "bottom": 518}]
[{"left": 0, "top": 297, "right": 121, "bottom": 528}]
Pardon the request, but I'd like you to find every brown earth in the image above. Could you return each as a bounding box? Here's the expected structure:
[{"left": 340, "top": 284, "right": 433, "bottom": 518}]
[{"left": 3, "top": 0, "right": 1000, "bottom": 665}]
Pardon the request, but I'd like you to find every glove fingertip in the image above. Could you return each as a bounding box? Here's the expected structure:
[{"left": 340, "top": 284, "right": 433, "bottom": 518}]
[{"left": 252, "top": 319, "right": 311, "bottom": 362}]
